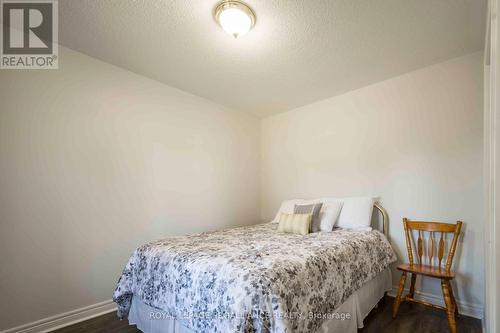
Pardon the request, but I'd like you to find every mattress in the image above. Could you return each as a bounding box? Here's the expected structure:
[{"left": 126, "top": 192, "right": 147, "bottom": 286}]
[
  {"left": 128, "top": 268, "right": 392, "bottom": 333},
  {"left": 113, "top": 223, "right": 396, "bottom": 332}
]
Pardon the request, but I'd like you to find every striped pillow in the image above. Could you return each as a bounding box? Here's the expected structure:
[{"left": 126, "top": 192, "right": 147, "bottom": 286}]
[
  {"left": 277, "top": 213, "right": 312, "bottom": 235},
  {"left": 294, "top": 203, "right": 323, "bottom": 232}
]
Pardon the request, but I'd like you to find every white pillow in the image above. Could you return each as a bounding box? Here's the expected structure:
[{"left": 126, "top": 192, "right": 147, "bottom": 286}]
[
  {"left": 336, "top": 197, "right": 376, "bottom": 229},
  {"left": 271, "top": 199, "right": 306, "bottom": 223},
  {"left": 317, "top": 201, "right": 343, "bottom": 231}
]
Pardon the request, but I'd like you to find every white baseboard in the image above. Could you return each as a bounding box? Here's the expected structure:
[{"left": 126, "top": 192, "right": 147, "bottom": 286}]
[
  {"left": 1, "top": 300, "right": 117, "bottom": 333},
  {"left": 387, "top": 285, "right": 484, "bottom": 319}
]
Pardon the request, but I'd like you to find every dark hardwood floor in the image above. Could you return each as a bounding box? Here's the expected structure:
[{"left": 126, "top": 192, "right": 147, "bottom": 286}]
[
  {"left": 53, "top": 297, "right": 481, "bottom": 333},
  {"left": 360, "top": 297, "right": 481, "bottom": 333},
  {"left": 52, "top": 311, "right": 140, "bottom": 333}
]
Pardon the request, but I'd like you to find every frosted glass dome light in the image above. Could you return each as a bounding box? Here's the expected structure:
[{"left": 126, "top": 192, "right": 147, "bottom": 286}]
[{"left": 214, "top": 1, "right": 256, "bottom": 38}]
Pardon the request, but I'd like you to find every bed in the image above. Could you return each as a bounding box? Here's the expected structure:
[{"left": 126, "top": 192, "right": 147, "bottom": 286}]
[{"left": 113, "top": 203, "right": 396, "bottom": 333}]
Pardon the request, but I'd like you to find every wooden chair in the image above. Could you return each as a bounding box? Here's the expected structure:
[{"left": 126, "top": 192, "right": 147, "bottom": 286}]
[{"left": 392, "top": 218, "right": 463, "bottom": 333}]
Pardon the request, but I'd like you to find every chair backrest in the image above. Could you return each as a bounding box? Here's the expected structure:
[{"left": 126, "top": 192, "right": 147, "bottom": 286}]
[{"left": 402, "top": 218, "right": 463, "bottom": 271}]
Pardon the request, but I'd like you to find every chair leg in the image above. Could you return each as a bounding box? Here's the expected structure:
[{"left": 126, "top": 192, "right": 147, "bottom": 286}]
[
  {"left": 441, "top": 279, "right": 457, "bottom": 333},
  {"left": 392, "top": 272, "right": 407, "bottom": 318},
  {"left": 447, "top": 281, "right": 459, "bottom": 316},
  {"left": 408, "top": 273, "right": 417, "bottom": 298}
]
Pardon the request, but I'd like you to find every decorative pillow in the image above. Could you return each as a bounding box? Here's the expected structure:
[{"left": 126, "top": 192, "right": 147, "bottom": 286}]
[
  {"left": 294, "top": 203, "right": 323, "bottom": 232},
  {"left": 337, "top": 197, "right": 376, "bottom": 229},
  {"left": 317, "top": 201, "right": 344, "bottom": 231},
  {"left": 271, "top": 199, "right": 305, "bottom": 223},
  {"left": 277, "top": 213, "right": 312, "bottom": 235}
]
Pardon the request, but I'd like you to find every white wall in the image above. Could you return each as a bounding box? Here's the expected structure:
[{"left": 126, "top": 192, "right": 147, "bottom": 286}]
[
  {"left": 0, "top": 47, "right": 261, "bottom": 330},
  {"left": 261, "top": 52, "right": 484, "bottom": 312}
]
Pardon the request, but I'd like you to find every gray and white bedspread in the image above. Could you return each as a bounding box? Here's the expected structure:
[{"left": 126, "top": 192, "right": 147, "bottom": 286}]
[{"left": 113, "top": 223, "right": 396, "bottom": 333}]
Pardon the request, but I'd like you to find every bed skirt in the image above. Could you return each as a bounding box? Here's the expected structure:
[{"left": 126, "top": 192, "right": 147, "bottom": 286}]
[{"left": 126, "top": 268, "right": 392, "bottom": 333}]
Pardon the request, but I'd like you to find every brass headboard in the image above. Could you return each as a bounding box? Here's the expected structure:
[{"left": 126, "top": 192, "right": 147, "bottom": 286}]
[{"left": 374, "top": 202, "right": 389, "bottom": 240}]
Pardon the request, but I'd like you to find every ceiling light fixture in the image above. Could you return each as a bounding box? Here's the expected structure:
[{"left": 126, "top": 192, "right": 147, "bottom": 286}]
[{"left": 214, "top": 1, "right": 256, "bottom": 38}]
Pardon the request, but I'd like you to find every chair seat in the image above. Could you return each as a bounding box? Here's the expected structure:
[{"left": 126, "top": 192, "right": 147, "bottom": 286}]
[{"left": 397, "top": 263, "right": 455, "bottom": 279}]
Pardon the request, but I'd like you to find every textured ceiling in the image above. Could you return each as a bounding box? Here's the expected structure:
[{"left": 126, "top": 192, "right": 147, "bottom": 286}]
[{"left": 59, "top": 0, "right": 487, "bottom": 117}]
